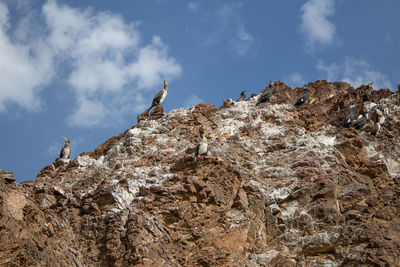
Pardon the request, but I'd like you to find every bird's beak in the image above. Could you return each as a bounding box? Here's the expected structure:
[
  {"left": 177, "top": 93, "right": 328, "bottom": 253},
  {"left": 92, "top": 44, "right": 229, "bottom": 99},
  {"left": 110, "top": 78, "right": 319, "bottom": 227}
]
[
  {"left": 63, "top": 137, "right": 69, "bottom": 143},
  {"left": 164, "top": 80, "right": 168, "bottom": 86}
]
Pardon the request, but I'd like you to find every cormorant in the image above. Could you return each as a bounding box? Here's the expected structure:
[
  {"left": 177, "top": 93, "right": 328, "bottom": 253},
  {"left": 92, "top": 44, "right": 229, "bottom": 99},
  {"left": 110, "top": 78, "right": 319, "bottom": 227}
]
[
  {"left": 353, "top": 111, "right": 368, "bottom": 130},
  {"left": 149, "top": 80, "right": 168, "bottom": 112},
  {"left": 60, "top": 137, "right": 71, "bottom": 159},
  {"left": 363, "top": 82, "right": 373, "bottom": 102},
  {"left": 237, "top": 90, "right": 246, "bottom": 102},
  {"left": 294, "top": 86, "right": 309, "bottom": 107},
  {"left": 195, "top": 129, "right": 208, "bottom": 157},
  {"left": 257, "top": 80, "right": 274, "bottom": 105},
  {"left": 372, "top": 113, "right": 385, "bottom": 136},
  {"left": 344, "top": 102, "right": 357, "bottom": 128}
]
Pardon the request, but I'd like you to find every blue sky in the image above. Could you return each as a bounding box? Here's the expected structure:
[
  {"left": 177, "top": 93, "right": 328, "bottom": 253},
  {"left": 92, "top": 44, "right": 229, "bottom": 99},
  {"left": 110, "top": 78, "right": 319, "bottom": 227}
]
[{"left": 0, "top": 0, "right": 399, "bottom": 182}]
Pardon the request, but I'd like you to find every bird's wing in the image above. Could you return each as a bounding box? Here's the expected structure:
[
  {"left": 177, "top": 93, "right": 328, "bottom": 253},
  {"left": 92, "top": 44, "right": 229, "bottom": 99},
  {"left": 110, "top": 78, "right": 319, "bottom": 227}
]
[
  {"left": 152, "top": 89, "right": 164, "bottom": 104},
  {"left": 261, "top": 88, "right": 272, "bottom": 98},
  {"left": 300, "top": 90, "right": 309, "bottom": 99},
  {"left": 59, "top": 145, "right": 66, "bottom": 158}
]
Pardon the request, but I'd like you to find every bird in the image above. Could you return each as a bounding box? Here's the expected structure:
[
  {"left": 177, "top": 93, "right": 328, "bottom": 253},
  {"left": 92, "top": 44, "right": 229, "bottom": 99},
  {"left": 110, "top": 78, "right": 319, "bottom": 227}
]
[
  {"left": 343, "top": 102, "right": 357, "bottom": 128},
  {"left": 237, "top": 90, "right": 246, "bottom": 102},
  {"left": 195, "top": 129, "right": 208, "bottom": 158},
  {"left": 294, "top": 86, "right": 310, "bottom": 107},
  {"left": 363, "top": 82, "right": 373, "bottom": 102},
  {"left": 257, "top": 80, "right": 274, "bottom": 105},
  {"left": 371, "top": 113, "right": 385, "bottom": 136},
  {"left": 59, "top": 137, "right": 71, "bottom": 159},
  {"left": 371, "top": 123, "right": 381, "bottom": 136},
  {"left": 353, "top": 110, "right": 368, "bottom": 130},
  {"left": 149, "top": 80, "right": 168, "bottom": 112}
]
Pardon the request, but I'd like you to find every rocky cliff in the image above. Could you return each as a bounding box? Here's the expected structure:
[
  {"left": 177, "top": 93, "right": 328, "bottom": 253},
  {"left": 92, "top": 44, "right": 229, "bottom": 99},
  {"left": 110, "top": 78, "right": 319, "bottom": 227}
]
[{"left": 1, "top": 80, "right": 400, "bottom": 266}]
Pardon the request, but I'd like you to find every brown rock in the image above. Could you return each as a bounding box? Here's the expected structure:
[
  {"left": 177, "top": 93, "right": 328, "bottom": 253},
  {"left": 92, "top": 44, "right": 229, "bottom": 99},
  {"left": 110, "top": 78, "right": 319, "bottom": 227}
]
[{"left": 1, "top": 80, "right": 400, "bottom": 266}]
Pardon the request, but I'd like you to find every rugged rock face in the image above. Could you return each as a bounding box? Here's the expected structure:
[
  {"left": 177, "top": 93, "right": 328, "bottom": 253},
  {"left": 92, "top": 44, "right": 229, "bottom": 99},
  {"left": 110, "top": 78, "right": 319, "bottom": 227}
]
[{"left": 1, "top": 80, "right": 400, "bottom": 266}]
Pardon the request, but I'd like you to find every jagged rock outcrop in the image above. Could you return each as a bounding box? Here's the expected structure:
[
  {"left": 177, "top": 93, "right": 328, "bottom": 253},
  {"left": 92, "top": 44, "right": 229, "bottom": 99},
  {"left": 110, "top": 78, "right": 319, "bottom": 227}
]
[{"left": 1, "top": 80, "right": 400, "bottom": 266}]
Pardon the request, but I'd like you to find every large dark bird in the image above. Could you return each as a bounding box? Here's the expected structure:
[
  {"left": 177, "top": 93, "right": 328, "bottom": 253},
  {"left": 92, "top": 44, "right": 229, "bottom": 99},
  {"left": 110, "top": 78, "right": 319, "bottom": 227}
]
[
  {"left": 294, "top": 86, "right": 309, "bottom": 107},
  {"left": 353, "top": 111, "right": 368, "bottom": 130},
  {"left": 257, "top": 80, "right": 274, "bottom": 105},
  {"left": 237, "top": 90, "right": 246, "bottom": 102},
  {"left": 363, "top": 82, "right": 373, "bottom": 102},
  {"left": 344, "top": 102, "right": 357, "bottom": 128}
]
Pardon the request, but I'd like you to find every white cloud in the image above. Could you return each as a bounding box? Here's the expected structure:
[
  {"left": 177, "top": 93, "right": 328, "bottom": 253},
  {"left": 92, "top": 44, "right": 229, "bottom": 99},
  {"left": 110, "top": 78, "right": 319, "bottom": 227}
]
[
  {"left": 299, "top": 0, "right": 336, "bottom": 51},
  {"left": 128, "top": 36, "right": 183, "bottom": 89},
  {"left": 0, "top": 0, "right": 182, "bottom": 127},
  {"left": 43, "top": 1, "right": 182, "bottom": 127},
  {"left": 284, "top": 72, "right": 305, "bottom": 88},
  {"left": 183, "top": 94, "right": 204, "bottom": 109},
  {"left": 187, "top": 3, "right": 199, "bottom": 11},
  {"left": 68, "top": 97, "right": 108, "bottom": 127},
  {"left": 317, "top": 58, "right": 393, "bottom": 90},
  {"left": 0, "top": 2, "right": 54, "bottom": 112}
]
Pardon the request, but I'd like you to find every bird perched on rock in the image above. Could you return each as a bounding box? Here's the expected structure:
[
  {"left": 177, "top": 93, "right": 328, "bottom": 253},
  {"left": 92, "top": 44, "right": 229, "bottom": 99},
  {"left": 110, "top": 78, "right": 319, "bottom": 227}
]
[
  {"left": 353, "top": 110, "right": 368, "bottom": 130},
  {"left": 195, "top": 129, "right": 208, "bottom": 158},
  {"left": 363, "top": 82, "right": 373, "bottom": 102},
  {"left": 344, "top": 102, "right": 357, "bottom": 128},
  {"left": 257, "top": 80, "right": 274, "bottom": 105},
  {"left": 149, "top": 80, "right": 168, "bottom": 112},
  {"left": 372, "top": 113, "right": 385, "bottom": 136},
  {"left": 221, "top": 98, "right": 233, "bottom": 108},
  {"left": 237, "top": 90, "right": 246, "bottom": 102},
  {"left": 294, "top": 86, "right": 309, "bottom": 107},
  {"left": 59, "top": 137, "right": 71, "bottom": 159}
]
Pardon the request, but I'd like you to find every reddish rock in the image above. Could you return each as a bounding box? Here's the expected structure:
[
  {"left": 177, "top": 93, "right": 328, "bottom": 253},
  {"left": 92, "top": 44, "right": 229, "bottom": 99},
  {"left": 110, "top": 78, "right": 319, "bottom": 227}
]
[{"left": 1, "top": 80, "right": 400, "bottom": 266}]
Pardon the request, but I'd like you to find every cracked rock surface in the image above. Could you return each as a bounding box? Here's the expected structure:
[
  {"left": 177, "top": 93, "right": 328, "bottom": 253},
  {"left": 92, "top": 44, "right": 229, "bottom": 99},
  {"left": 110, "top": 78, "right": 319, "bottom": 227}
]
[{"left": 1, "top": 80, "right": 400, "bottom": 266}]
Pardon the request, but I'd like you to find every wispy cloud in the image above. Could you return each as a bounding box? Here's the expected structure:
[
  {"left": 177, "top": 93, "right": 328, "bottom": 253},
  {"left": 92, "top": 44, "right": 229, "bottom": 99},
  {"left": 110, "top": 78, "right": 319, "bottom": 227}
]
[
  {"left": 183, "top": 94, "right": 204, "bottom": 109},
  {"left": 385, "top": 32, "right": 392, "bottom": 42},
  {"left": 317, "top": 58, "right": 393, "bottom": 90},
  {"left": 187, "top": 3, "right": 199, "bottom": 12},
  {"left": 299, "top": 0, "right": 337, "bottom": 51},
  {"left": 45, "top": 142, "right": 61, "bottom": 157},
  {"left": 197, "top": 3, "right": 255, "bottom": 56},
  {"left": 283, "top": 72, "right": 305, "bottom": 88},
  {"left": 0, "top": 0, "right": 182, "bottom": 127}
]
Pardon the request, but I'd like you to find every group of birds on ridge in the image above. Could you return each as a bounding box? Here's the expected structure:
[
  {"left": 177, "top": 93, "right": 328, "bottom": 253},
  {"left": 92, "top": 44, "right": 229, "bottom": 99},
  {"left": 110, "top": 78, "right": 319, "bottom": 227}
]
[{"left": 59, "top": 80, "right": 383, "bottom": 161}]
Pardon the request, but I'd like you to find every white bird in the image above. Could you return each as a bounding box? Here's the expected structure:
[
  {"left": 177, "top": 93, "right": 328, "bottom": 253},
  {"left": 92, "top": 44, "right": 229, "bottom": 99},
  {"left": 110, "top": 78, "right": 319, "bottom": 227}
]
[{"left": 195, "top": 129, "right": 208, "bottom": 158}]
